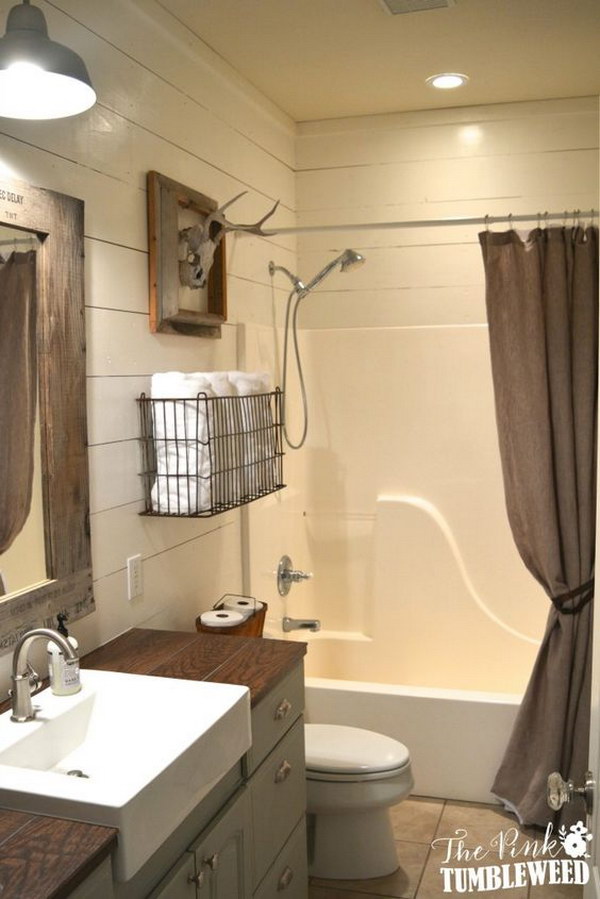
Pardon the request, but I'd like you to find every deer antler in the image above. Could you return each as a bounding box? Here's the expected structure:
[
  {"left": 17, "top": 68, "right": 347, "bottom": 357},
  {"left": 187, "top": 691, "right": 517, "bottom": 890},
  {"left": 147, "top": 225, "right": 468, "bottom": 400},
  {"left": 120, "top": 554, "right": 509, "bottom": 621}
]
[{"left": 205, "top": 192, "right": 280, "bottom": 238}]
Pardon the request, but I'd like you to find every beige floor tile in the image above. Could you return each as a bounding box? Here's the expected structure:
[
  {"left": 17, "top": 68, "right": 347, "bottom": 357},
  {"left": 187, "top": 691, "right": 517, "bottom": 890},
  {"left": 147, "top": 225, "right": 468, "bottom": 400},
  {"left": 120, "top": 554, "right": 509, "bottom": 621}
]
[
  {"left": 311, "top": 840, "right": 429, "bottom": 899},
  {"left": 416, "top": 848, "right": 529, "bottom": 899},
  {"left": 309, "top": 888, "right": 398, "bottom": 899},
  {"left": 390, "top": 797, "right": 445, "bottom": 844},
  {"left": 529, "top": 886, "right": 584, "bottom": 898},
  {"left": 435, "top": 800, "right": 528, "bottom": 851}
]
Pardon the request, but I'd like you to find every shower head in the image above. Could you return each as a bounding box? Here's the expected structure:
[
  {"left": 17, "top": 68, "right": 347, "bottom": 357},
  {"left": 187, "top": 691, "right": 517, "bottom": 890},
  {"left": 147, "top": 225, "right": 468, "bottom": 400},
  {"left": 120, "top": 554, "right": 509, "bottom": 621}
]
[
  {"left": 339, "top": 248, "right": 366, "bottom": 272},
  {"left": 269, "top": 249, "right": 365, "bottom": 297},
  {"left": 303, "top": 249, "right": 365, "bottom": 294}
]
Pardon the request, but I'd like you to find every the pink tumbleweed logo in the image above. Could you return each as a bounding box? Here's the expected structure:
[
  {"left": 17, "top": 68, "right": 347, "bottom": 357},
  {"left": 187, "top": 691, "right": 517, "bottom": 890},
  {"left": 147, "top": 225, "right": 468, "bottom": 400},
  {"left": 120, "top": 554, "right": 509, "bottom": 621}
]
[{"left": 433, "top": 820, "right": 593, "bottom": 893}]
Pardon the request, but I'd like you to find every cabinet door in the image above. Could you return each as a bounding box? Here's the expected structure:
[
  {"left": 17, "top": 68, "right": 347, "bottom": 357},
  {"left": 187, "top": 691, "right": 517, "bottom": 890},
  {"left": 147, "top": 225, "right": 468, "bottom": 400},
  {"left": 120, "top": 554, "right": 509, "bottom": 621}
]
[
  {"left": 250, "top": 716, "right": 307, "bottom": 888},
  {"left": 254, "top": 817, "right": 308, "bottom": 899},
  {"left": 149, "top": 852, "right": 197, "bottom": 899},
  {"left": 191, "top": 788, "right": 252, "bottom": 899}
]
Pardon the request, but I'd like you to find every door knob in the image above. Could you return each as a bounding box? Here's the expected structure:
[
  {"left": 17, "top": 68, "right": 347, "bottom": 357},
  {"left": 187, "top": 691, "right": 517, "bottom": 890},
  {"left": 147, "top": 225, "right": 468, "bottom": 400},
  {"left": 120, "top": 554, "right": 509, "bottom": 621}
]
[{"left": 547, "top": 770, "right": 594, "bottom": 816}]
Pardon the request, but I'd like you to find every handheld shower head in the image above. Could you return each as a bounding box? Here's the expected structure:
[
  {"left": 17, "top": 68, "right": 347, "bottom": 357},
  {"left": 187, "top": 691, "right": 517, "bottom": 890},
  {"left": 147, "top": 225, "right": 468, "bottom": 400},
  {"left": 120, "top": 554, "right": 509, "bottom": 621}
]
[
  {"left": 268, "top": 249, "right": 365, "bottom": 297},
  {"left": 303, "top": 248, "right": 365, "bottom": 293},
  {"left": 270, "top": 248, "right": 366, "bottom": 450},
  {"left": 339, "top": 249, "right": 365, "bottom": 272}
]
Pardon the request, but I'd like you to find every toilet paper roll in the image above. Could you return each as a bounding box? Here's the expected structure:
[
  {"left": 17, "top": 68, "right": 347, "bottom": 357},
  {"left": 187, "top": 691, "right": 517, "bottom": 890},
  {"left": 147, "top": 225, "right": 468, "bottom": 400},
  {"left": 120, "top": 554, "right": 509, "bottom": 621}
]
[
  {"left": 221, "top": 597, "right": 264, "bottom": 620},
  {"left": 200, "top": 609, "right": 245, "bottom": 629}
]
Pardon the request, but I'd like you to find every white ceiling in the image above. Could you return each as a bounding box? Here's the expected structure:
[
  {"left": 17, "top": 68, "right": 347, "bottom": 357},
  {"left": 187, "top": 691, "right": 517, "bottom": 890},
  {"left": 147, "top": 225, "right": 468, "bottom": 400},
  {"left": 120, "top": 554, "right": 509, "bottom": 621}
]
[{"left": 160, "top": 0, "right": 600, "bottom": 122}]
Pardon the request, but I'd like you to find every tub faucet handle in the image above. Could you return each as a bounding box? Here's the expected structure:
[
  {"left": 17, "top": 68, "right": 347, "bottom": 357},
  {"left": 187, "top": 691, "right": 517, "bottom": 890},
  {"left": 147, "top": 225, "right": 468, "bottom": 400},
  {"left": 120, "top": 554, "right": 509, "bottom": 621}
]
[{"left": 277, "top": 555, "right": 313, "bottom": 596}]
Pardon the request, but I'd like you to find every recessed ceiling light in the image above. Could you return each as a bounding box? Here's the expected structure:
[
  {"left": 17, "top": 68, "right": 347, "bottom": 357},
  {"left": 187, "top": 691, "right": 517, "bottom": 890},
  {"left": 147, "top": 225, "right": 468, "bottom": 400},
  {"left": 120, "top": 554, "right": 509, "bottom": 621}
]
[{"left": 426, "top": 72, "right": 469, "bottom": 90}]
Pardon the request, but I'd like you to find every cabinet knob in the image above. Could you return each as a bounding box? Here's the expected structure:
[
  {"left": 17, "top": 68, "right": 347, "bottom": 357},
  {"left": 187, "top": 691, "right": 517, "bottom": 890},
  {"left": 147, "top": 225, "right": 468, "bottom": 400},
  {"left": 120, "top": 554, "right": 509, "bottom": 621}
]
[
  {"left": 277, "top": 865, "right": 294, "bottom": 891},
  {"left": 187, "top": 870, "right": 205, "bottom": 887},
  {"left": 274, "top": 759, "right": 292, "bottom": 784},
  {"left": 274, "top": 698, "right": 292, "bottom": 720},
  {"left": 203, "top": 852, "right": 219, "bottom": 871}
]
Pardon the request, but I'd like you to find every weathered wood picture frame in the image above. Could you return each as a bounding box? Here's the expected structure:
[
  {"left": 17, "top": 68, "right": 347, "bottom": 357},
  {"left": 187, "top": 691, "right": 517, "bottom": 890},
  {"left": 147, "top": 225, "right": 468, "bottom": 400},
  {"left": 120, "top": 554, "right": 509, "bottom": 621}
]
[{"left": 147, "top": 171, "right": 227, "bottom": 339}]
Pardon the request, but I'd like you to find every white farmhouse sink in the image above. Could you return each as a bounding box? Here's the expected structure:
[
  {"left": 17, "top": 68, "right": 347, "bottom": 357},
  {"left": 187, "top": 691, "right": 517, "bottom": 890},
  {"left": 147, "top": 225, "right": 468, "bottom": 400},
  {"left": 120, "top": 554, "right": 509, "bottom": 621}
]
[{"left": 0, "top": 669, "right": 251, "bottom": 881}]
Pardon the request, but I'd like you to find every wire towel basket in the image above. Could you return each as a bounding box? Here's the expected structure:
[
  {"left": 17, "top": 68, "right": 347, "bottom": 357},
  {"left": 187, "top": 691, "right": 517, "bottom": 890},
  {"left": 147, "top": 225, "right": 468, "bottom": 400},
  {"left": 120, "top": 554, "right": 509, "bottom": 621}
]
[{"left": 137, "top": 389, "right": 285, "bottom": 517}]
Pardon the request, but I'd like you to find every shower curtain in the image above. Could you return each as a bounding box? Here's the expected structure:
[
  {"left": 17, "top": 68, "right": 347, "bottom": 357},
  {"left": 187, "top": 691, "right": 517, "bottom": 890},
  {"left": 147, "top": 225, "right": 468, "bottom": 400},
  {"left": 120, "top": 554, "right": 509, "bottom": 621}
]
[
  {"left": 0, "top": 251, "right": 38, "bottom": 555},
  {"left": 480, "top": 225, "right": 599, "bottom": 828}
]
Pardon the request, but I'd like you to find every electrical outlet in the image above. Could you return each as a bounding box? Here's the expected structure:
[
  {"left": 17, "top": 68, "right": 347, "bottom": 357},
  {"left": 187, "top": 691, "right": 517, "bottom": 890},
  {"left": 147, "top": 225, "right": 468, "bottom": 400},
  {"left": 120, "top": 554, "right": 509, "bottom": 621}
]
[{"left": 127, "top": 554, "right": 143, "bottom": 600}]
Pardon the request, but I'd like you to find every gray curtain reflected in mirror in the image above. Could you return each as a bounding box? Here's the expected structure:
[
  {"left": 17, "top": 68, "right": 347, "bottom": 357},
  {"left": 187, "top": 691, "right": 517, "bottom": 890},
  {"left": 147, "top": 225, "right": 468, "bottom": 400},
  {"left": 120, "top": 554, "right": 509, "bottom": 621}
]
[{"left": 0, "top": 227, "right": 46, "bottom": 597}]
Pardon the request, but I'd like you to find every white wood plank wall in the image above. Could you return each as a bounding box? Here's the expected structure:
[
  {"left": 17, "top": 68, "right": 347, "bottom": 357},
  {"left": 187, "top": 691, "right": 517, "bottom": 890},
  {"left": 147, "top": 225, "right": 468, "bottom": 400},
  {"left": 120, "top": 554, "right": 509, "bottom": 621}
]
[{"left": 0, "top": 0, "right": 297, "bottom": 682}]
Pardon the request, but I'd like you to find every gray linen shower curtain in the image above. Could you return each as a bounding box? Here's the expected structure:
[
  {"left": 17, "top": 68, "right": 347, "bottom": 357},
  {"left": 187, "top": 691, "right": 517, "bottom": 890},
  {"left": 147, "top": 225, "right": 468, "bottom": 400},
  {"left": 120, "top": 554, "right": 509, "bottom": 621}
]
[
  {"left": 479, "top": 225, "right": 599, "bottom": 828},
  {"left": 0, "top": 251, "right": 37, "bottom": 555}
]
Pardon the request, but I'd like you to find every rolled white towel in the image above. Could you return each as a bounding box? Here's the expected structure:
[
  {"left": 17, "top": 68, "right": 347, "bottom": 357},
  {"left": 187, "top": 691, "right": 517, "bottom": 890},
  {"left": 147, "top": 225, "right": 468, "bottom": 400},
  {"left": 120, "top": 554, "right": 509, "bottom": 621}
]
[
  {"left": 151, "top": 371, "right": 216, "bottom": 399},
  {"left": 228, "top": 370, "right": 271, "bottom": 396},
  {"left": 148, "top": 370, "right": 276, "bottom": 514}
]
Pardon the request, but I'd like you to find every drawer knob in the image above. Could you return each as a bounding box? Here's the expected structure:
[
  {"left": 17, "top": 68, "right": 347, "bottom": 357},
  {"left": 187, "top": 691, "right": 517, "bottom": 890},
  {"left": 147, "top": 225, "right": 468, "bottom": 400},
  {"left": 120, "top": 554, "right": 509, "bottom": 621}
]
[
  {"left": 277, "top": 865, "right": 294, "bottom": 891},
  {"left": 274, "top": 698, "right": 292, "bottom": 720},
  {"left": 188, "top": 870, "right": 205, "bottom": 886},
  {"left": 274, "top": 759, "right": 293, "bottom": 784},
  {"left": 203, "top": 852, "right": 219, "bottom": 870}
]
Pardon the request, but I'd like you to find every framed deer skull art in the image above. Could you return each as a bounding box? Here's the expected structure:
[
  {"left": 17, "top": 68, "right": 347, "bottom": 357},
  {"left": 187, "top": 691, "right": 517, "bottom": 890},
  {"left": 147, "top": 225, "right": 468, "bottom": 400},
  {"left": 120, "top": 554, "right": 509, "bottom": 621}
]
[{"left": 147, "top": 171, "right": 278, "bottom": 338}]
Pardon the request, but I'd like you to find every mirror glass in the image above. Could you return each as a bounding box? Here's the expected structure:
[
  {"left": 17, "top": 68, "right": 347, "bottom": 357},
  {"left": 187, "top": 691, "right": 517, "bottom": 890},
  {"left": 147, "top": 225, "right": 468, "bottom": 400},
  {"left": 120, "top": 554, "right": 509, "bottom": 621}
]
[{"left": 0, "top": 224, "right": 46, "bottom": 598}]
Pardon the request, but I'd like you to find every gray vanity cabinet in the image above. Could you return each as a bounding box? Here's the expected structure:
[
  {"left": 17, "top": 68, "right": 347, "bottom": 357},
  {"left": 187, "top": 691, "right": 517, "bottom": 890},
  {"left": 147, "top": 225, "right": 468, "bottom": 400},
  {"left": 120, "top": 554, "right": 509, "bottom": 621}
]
[
  {"left": 139, "top": 662, "right": 308, "bottom": 899},
  {"left": 248, "top": 664, "right": 307, "bottom": 896}
]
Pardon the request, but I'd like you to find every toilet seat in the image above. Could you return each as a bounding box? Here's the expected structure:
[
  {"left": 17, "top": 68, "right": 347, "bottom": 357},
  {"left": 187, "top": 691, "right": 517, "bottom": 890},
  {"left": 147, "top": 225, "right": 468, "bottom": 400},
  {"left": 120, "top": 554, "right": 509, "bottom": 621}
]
[{"left": 305, "top": 724, "right": 410, "bottom": 780}]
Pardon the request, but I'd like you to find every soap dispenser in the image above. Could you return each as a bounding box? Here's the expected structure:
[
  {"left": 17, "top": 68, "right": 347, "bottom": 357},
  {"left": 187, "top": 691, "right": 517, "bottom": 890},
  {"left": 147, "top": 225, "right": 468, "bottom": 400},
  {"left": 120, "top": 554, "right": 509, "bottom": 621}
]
[{"left": 47, "top": 612, "right": 81, "bottom": 695}]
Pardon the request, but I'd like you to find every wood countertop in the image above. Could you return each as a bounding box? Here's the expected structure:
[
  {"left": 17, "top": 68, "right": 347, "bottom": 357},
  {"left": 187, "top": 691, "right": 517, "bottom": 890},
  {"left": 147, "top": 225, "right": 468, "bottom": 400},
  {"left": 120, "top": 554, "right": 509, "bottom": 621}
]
[{"left": 0, "top": 628, "right": 307, "bottom": 898}]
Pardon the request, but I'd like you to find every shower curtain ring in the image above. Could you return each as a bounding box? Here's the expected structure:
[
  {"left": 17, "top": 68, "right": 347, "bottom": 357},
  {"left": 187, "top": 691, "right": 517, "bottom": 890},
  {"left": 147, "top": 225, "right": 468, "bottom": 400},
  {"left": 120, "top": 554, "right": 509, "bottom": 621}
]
[
  {"left": 508, "top": 213, "right": 514, "bottom": 230},
  {"left": 484, "top": 214, "right": 490, "bottom": 231},
  {"left": 543, "top": 211, "right": 549, "bottom": 228}
]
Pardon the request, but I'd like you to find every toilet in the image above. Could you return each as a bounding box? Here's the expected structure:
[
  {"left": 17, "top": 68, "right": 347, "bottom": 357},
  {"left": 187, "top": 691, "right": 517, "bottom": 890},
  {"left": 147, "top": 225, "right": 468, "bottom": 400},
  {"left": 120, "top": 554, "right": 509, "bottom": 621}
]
[{"left": 305, "top": 723, "right": 414, "bottom": 880}]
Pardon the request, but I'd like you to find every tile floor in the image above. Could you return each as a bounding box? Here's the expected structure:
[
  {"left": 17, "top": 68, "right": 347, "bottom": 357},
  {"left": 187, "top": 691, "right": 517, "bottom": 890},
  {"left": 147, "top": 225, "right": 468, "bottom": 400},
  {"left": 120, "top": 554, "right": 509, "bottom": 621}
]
[{"left": 308, "top": 797, "right": 585, "bottom": 899}]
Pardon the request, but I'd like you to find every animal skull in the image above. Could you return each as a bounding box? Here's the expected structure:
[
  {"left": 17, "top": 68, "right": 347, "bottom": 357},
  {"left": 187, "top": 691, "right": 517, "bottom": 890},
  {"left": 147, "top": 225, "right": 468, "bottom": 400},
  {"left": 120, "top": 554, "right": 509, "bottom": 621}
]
[{"left": 179, "top": 191, "right": 279, "bottom": 289}]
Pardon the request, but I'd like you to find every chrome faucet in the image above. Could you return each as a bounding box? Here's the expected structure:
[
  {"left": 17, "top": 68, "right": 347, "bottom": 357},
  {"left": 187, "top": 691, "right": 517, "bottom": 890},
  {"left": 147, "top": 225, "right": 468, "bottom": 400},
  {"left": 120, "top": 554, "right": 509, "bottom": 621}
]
[
  {"left": 10, "top": 628, "right": 78, "bottom": 722},
  {"left": 277, "top": 555, "right": 313, "bottom": 596},
  {"left": 282, "top": 617, "right": 321, "bottom": 633}
]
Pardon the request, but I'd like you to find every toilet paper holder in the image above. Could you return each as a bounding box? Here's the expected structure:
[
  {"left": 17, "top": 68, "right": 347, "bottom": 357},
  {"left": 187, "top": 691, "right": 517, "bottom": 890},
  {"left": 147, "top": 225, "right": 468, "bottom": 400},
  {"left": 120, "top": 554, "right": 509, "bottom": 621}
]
[{"left": 195, "top": 593, "right": 267, "bottom": 637}]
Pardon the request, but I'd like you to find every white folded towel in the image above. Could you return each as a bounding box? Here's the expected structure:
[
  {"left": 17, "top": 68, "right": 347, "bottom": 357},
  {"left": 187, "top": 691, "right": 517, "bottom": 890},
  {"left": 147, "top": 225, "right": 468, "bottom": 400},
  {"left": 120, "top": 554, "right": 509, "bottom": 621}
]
[{"left": 149, "top": 371, "right": 273, "bottom": 514}]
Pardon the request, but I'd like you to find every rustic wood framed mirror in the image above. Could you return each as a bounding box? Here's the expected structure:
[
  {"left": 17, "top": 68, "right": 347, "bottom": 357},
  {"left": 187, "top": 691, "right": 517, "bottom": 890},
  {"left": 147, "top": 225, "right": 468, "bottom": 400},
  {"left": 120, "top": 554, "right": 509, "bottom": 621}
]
[{"left": 0, "top": 177, "right": 93, "bottom": 653}]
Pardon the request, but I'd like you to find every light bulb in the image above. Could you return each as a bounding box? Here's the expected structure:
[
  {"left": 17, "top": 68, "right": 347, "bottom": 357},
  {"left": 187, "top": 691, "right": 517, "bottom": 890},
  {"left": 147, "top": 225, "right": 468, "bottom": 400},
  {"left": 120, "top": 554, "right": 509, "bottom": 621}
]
[{"left": 426, "top": 73, "right": 469, "bottom": 90}]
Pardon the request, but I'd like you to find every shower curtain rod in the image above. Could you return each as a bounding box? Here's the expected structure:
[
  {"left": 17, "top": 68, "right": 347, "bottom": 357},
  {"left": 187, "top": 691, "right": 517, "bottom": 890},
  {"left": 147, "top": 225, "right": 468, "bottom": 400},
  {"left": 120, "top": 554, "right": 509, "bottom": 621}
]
[{"left": 265, "top": 208, "right": 597, "bottom": 236}]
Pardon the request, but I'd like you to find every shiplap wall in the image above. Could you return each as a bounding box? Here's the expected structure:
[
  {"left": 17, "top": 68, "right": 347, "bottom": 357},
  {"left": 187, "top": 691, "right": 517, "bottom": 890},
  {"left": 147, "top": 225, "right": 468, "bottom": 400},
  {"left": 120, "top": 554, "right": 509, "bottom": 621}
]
[
  {"left": 287, "top": 98, "right": 599, "bottom": 690},
  {"left": 0, "top": 0, "right": 297, "bottom": 689}
]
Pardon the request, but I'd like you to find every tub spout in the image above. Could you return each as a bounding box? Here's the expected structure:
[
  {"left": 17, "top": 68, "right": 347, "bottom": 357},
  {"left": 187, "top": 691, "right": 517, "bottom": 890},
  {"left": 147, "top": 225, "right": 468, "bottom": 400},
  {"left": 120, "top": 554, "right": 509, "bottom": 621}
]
[{"left": 282, "top": 617, "right": 321, "bottom": 633}]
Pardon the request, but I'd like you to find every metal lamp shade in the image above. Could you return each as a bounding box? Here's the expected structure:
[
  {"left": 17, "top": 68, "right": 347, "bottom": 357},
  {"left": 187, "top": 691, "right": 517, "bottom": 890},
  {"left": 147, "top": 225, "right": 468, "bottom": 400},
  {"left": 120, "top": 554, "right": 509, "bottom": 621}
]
[{"left": 0, "top": 1, "right": 96, "bottom": 119}]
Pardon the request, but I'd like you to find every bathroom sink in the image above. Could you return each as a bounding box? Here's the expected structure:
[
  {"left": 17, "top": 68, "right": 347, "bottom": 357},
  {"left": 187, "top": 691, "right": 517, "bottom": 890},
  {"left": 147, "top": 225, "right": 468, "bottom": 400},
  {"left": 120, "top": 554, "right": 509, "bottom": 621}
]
[{"left": 0, "top": 669, "right": 251, "bottom": 881}]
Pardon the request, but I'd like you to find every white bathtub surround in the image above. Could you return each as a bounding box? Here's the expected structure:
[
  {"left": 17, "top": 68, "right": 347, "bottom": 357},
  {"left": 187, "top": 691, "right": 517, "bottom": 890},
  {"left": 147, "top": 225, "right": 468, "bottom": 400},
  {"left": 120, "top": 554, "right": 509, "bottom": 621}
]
[
  {"left": 266, "top": 97, "right": 599, "bottom": 691},
  {"left": 305, "top": 677, "right": 521, "bottom": 803}
]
